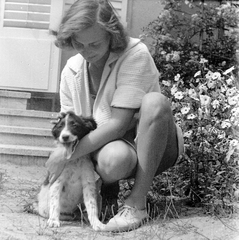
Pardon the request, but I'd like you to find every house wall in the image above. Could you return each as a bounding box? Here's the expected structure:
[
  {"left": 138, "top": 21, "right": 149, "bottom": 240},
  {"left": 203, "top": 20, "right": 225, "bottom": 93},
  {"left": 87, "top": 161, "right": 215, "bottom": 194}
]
[{"left": 126, "top": 0, "right": 163, "bottom": 39}]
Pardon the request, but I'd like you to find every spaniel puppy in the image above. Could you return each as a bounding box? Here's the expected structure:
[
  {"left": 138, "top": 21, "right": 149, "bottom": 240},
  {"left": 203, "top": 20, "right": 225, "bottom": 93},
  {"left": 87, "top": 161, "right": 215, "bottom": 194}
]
[{"left": 37, "top": 111, "right": 105, "bottom": 231}]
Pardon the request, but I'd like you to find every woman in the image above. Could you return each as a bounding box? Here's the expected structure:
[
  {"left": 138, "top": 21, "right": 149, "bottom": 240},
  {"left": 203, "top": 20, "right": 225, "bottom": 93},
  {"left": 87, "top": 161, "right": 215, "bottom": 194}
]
[{"left": 47, "top": 0, "right": 184, "bottom": 232}]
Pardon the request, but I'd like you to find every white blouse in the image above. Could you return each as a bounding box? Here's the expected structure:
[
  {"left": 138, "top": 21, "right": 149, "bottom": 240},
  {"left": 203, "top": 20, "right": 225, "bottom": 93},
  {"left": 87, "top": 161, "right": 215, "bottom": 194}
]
[{"left": 59, "top": 37, "right": 160, "bottom": 127}]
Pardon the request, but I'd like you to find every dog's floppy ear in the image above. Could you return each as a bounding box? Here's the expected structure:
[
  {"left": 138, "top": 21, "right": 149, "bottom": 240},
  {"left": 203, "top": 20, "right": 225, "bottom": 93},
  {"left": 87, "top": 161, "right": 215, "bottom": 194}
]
[{"left": 83, "top": 117, "right": 97, "bottom": 131}]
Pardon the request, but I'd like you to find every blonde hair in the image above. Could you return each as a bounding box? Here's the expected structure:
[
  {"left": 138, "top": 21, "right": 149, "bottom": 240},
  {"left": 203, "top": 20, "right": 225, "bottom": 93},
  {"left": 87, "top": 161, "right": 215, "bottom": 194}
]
[{"left": 54, "top": 0, "right": 128, "bottom": 53}]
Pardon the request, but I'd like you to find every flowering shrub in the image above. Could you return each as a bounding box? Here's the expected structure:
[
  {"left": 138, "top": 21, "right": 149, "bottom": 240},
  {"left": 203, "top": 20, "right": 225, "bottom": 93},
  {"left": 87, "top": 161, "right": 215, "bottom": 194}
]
[
  {"left": 142, "top": 0, "right": 239, "bottom": 213},
  {"left": 160, "top": 58, "right": 239, "bottom": 210}
]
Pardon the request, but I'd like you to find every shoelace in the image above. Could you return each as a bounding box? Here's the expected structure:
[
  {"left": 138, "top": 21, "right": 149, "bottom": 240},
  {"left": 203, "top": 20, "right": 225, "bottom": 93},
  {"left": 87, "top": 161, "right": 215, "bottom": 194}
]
[{"left": 118, "top": 205, "right": 137, "bottom": 217}]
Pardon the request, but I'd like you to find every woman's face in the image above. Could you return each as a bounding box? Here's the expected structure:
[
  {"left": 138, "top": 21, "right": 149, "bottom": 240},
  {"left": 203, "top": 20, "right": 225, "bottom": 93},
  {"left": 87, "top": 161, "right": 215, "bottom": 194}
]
[{"left": 71, "top": 24, "right": 110, "bottom": 64}]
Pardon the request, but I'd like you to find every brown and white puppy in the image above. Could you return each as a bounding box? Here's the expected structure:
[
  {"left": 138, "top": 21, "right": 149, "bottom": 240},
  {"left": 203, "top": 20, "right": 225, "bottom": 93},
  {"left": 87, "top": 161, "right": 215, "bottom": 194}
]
[{"left": 37, "top": 111, "right": 105, "bottom": 231}]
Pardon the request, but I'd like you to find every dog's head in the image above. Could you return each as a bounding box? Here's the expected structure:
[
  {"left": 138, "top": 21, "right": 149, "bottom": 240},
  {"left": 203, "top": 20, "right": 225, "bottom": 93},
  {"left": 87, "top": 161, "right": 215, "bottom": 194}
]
[{"left": 51, "top": 111, "right": 97, "bottom": 158}]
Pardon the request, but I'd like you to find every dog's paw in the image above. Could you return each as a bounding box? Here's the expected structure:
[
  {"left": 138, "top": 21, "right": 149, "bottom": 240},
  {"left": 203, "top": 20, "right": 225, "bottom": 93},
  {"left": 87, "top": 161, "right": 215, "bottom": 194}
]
[{"left": 47, "top": 218, "right": 61, "bottom": 228}]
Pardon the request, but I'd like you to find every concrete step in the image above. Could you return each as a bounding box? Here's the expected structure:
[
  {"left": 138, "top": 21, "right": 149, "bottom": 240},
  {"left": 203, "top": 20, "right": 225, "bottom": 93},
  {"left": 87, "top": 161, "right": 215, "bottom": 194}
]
[
  {"left": 0, "top": 144, "right": 53, "bottom": 166},
  {"left": 0, "top": 125, "right": 54, "bottom": 147},
  {"left": 0, "top": 108, "right": 58, "bottom": 129},
  {"left": 0, "top": 90, "right": 31, "bottom": 109}
]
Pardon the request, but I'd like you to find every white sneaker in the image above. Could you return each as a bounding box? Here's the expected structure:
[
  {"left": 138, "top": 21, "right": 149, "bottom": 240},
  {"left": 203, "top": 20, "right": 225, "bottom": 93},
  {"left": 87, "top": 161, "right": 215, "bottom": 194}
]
[{"left": 104, "top": 205, "right": 149, "bottom": 232}]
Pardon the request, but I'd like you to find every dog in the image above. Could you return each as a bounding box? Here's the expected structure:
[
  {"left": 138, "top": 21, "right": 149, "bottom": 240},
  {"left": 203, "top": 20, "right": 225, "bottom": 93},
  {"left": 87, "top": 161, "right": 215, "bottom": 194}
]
[{"left": 36, "top": 111, "right": 106, "bottom": 231}]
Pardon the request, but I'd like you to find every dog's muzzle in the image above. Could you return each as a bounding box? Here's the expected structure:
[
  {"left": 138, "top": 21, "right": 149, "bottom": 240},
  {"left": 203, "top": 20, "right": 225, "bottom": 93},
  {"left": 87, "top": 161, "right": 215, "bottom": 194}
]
[{"left": 63, "top": 139, "right": 78, "bottom": 159}]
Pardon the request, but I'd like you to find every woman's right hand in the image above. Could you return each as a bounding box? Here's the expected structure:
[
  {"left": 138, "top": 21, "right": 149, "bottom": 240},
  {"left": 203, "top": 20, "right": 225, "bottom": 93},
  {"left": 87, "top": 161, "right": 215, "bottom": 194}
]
[{"left": 45, "top": 147, "right": 67, "bottom": 184}]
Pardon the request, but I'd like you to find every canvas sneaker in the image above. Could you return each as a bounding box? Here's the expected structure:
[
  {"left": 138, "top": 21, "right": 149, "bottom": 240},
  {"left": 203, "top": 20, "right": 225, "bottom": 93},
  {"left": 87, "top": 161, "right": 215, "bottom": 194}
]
[{"left": 105, "top": 205, "right": 149, "bottom": 232}]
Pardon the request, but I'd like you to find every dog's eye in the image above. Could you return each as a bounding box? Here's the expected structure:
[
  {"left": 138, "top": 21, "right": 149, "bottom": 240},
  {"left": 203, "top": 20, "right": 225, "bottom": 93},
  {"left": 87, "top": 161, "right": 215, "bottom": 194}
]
[{"left": 69, "top": 121, "right": 78, "bottom": 127}]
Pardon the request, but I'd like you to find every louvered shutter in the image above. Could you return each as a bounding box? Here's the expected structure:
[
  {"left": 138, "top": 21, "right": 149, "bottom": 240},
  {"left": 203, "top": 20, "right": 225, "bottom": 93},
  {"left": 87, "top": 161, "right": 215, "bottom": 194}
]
[
  {"left": 3, "top": 0, "right": 51, "bottom": 30},
  {"left": 111, "top": 0, "right": 127, "bottom": 26}
]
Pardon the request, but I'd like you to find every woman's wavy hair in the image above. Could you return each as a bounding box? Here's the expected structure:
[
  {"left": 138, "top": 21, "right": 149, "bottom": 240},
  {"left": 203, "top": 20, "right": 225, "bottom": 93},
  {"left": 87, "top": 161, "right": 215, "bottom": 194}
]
[{"left": 54, "top": 0, "right": 128, "bottom": 53}]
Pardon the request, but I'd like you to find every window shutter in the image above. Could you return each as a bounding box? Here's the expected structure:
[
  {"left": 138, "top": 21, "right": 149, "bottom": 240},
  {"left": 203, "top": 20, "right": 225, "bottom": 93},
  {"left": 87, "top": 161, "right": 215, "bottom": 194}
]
[
  {"left": 3, "top": 0, "right": 51, "bottom": 30},
  {"left": 110, "top": 0, "right": 127, "bottom": 26}
]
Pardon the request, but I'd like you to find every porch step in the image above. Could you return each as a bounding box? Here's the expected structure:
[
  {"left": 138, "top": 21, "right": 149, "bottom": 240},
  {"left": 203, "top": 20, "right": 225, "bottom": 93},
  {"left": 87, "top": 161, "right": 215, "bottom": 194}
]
[
  {"left": 0, "top": 144, "right": 53, "bottom": 166},
  {"left": 0, "top": 125, "right": 54, "bottom": 147},
  {"left": 0, "top": 108, "right": 58, "bottom": 129},
  {"left": 0, "top": 90, "right": 31, "bottom": 109},
  {"left": 0, "top": 90, "right": 59, "bottom": 166}
]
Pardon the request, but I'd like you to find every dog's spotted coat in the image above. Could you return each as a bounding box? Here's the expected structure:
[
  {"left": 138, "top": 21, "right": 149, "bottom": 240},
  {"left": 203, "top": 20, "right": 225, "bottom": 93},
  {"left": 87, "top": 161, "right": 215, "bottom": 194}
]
[{"left": 37, "top": 112, "right": 105, "bottom": 231}]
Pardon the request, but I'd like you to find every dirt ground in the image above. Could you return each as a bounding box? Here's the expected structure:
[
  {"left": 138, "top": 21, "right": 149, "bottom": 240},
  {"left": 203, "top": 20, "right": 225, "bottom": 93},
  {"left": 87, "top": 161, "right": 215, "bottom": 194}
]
[{"left": 0, "top": 162, "right": 239, "bottom": 240}]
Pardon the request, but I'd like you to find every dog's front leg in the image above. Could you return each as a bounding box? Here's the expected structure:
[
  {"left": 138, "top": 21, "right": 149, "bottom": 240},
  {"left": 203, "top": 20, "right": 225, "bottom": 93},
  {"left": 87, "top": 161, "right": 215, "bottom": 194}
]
[
  {"left": 81, "top": 163, "right": 105, "bottom": 231},
  {"left": 47, "top": 181, "right": 62, "bottom": 227},
  {"left": 82, "top": 183, "right": 106, "bottom": 231}
]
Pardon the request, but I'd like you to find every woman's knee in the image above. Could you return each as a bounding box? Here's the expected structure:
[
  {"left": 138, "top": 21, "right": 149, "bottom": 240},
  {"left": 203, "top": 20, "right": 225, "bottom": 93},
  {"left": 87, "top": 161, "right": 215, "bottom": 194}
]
[
  {"left": 141, "top": 93, "right": 172, "bottom": 121},
  {"left": 95, "top": 141, "right": 137, "bottom": 183}
]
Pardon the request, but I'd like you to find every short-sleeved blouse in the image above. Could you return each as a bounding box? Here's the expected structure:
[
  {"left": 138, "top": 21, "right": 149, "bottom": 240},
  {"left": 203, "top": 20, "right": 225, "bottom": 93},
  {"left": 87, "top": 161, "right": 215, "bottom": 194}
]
[{"left": 60, "top": 37, "right": 160, "bottom": 127}]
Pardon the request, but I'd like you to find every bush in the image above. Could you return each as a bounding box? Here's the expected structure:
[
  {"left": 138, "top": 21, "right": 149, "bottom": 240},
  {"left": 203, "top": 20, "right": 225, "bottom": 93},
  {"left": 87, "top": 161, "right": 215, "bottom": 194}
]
[{"left": 142, "top": 0, "right": 239, "bottom": 214}]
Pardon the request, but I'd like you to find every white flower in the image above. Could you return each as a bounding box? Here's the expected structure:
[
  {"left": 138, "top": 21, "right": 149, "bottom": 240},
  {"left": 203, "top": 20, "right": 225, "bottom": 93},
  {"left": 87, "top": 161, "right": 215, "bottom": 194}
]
[
  {"left": 200, "top": 95, "right": 211, "bottom": 106},
  {"left": 226, "top": 139, "right": 239, "bottom": 162},
  {"left": 181, "top": 106, "right": 190, "bottom": 114},
  {"left": 200, "top": 57, "right": 208, "bottom": 64},
  {"left": 198, "top": 108, "right": 203, "bottom": 119},
  {"left": 184, "top": 130, "right": 193, "bottom": 138},
  {"left": 221, "top": 120, "right": 232, "bottom": 129},
  {"left": 223, "top": 66, "right": 235, "bottom": 75},
  {"left": 174, "top": 74, "right": 180, "bottom": 82},
  {"left": 165, "top": 53, "right": 171, "bottom": 62},
  {"left": 162, "top": 80, "right": 171, "bottom": 87},
  {"left": 199, "top": 84, "right": 208, "bottom": 93},
  {"left": 226, "top": 77, "right": 234, "bottom": 86},
  {"left": 174, "top": 91, "right": 184, "bottom": 100},
  {"left": 207, "top": 79, "right": 216, "bottom": 89},
  {"left": 211, "top": 100, "right": 220, "bottom": 109},
  {"left": 228, "top": 96, "right": 238, "bottom": 105},
  {"left": 194, "top": 70, "right": 201, "bottom": 78},
  {"left": 188, "top": 89, "right": 198, "bottom": 100},
  {"left": 185, "top": 0, "right": 190, "bottom": 5},
  {"left": 174, "top": 112, "right": 181, "bottom": 121},
  {"left": 226, "top": 87, "right": 237, "bottom": 97},
  {"left": 205, "top": 70, "right": 213, "bottom": 80},
  {"left": 221, "top": 61, "right": 226, "bottom": 66},
  {"left": 229, "top": 139, "right": 239, "bottom": 148},
  {"left": 171, "top": 85, "right": 178, "bottom": 95},
  {"left": 231, "top": 107, "right": 239, "bottom": 116},
  {"left": 187, "top": 113, "right": 196, "bottom": 119},
  {"left": 218, "top": 131, "right": 226, "bottom": 139},
  {"left": 171, "top": 51, "right": 180, "bottom": 62},
  {"left": 212, "top": 72, "right": 221, "bottom": 80},
  {"left": 220, "top": 85, "right": 227, "bottom": 93}
]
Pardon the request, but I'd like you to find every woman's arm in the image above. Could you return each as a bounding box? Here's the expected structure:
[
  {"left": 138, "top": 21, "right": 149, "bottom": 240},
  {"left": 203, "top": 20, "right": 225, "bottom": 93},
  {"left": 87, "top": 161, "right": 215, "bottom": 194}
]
[
  {"left": 46, "top": 107, "right": 137, "bottom": 182},
  {"left": 70, "top": 106, "right": 137, "bottom": 160}
]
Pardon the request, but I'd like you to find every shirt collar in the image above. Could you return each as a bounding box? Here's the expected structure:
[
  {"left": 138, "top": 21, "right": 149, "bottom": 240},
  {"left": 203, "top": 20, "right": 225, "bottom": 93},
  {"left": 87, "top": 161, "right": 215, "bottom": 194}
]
[{"left": 67, "top": 37, "right": 141, "bottom": 73}]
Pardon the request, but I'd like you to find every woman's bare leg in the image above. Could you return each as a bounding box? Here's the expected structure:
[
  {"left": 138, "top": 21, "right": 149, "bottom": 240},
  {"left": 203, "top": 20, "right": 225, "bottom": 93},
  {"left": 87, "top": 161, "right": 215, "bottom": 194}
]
[
  {"left": 125, "top": 92, "right": 178, "bottom": 210},
  {"left": 94, "top": 140, "right": 137, "bottom": 184}
]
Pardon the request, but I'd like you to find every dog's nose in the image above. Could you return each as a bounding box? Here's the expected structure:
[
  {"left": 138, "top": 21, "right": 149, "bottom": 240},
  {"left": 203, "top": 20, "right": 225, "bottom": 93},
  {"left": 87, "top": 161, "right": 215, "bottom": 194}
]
[{"left": 62, "top": 135, "right": 69, "bottom": 142}]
